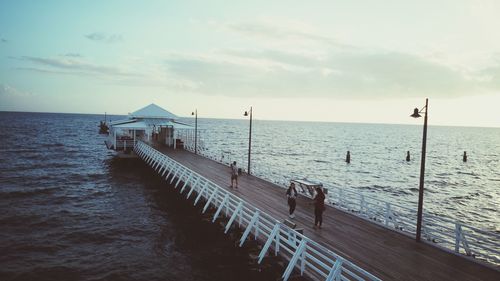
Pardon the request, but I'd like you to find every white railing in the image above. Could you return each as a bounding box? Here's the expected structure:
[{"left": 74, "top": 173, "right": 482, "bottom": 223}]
[
  {"left": 250, "top": 166, "right": 500, "bottom": 265},
  {"left": 135, "top": 141, "right": 382, "bottom": 281},
  {"left": 253, "top": 165, "right": 500, "bottom": 265},
  {"left": 177, "top": 147, "right": 500, "bottom": 265},
  {"left": 325, "top": 186, "right": 500, "bottom": 265},
  {"left": 115, "top": 139, "right": 136, "bottom": 151}
]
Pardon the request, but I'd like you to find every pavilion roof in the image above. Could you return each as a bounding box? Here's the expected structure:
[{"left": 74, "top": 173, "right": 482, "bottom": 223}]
[{"left": 129, "top": 103, "right": 178, "bottom": 119}]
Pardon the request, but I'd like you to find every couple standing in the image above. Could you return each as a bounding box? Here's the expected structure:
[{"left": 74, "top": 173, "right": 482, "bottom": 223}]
[{"left": 286, "top": 183, "right": 326, "bottom": 229}]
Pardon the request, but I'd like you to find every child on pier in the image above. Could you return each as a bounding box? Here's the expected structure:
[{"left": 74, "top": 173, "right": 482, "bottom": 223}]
[{"left": 286, "top": 183, "right": 298, "bottom": 218}]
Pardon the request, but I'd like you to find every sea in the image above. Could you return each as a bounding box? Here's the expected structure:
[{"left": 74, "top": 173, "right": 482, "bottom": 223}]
[
  {"left": 0, "top": 111, "right": 499, "bottom": 280},
  {"left": 198, "top": 118, "right": 500, "bottom": 232}
]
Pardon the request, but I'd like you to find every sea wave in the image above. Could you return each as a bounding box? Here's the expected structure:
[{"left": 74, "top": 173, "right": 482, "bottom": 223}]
[{"left": 0, "top": 186, "right": 60, "bottom": 199}]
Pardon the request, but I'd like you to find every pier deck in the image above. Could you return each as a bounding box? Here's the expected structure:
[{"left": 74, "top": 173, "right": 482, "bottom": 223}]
[{"left": 154, "top": 146, "right": 499, "bottom": 281}]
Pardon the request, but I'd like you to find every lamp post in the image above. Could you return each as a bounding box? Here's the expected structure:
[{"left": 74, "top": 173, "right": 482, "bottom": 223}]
[
  {"left": 411, "top": 98, "right": 428, "bottom": 242},
  {"left": 244, "top": 106, "right": 253, "bottom": 174},
  {"left": 191, "top": 109, "right": 198, "bottom": 154}
]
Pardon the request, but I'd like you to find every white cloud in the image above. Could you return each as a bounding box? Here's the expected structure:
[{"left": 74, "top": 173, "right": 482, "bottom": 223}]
[
  {"left": 163, "top": 47, "right": 498, "bottom": 99},
  {"left": 17, "top": 56, "right": 139, "bottom": 78},
  {"left": 15, "top": 19, "right": 500, "bottom": 101},
  {"left": 85, "top": 32, "right": 123, "bottom": 43},
  {"left": 0, "top": 84, "right": 38, "bottom": 112},
  {"left": 0, "top": 84, "right": 34, "bottom": 98},
  {"left": 209, "top": 19, "right": 352, "bottom": 54},
  {"left": 11, "top": 19, "right": 500, "bottom": 104},
  {"left": 61, "top": 53, "right": 83, "bottom": 57},
  {"left": 157, "top": 19, "right": 500, "bottom": 99}
]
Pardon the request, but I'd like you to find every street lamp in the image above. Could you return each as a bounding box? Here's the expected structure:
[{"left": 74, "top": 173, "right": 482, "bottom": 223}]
[
  {"left": 191, "top": 109, "right": 198, "bottom": 154},
  {"left": 244, "top": 106, "right": 253, "bottom": 174},
  {"left": 411, "top": 98, "right": 428, "bottom": 242}
]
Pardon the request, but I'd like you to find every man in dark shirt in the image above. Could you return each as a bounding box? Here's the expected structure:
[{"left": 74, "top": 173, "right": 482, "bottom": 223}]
[
  {"left": 230, "top": 161, "right": 238, "bottom": 188},
  {"left": 313, "top": 187, "right": 325, "bottom": 229}
]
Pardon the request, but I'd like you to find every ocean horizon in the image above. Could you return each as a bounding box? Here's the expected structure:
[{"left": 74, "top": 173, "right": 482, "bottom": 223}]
[{"left": 2, "top": 110, "right": 499, "bottom": 129}]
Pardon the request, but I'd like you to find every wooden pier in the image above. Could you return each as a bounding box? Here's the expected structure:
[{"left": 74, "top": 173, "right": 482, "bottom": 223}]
[{"left": 140, "top": 142, "right": 499, "bottom": 281}]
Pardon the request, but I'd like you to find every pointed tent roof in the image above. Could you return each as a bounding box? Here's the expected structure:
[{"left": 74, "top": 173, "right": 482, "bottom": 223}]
[{"left": 130, "top": 103, "right": 178, "bottom": 119}]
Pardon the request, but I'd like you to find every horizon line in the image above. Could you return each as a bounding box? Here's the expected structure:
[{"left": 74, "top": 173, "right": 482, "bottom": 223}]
[{"left": 1, "top": 109, "right": 499, "bottom": 129}]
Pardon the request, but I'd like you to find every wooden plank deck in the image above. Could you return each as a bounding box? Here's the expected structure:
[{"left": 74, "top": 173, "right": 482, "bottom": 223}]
[{"left": 154, "top": 146, "right": 499, "bottom": 281}]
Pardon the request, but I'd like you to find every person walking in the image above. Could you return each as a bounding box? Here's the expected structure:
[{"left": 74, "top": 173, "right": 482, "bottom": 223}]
[
  {"left": 313, "top": 187, "right": 326, "bottom": 229},
  {"left": 230, "top": 161, "right": 238, "bottom": 188},
  {"left": 286, "top": 183, "right": 298, "bottom": 218}
]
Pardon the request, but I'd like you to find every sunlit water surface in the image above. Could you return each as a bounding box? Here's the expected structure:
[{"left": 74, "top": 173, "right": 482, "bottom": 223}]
[{"left": 197, "top": 118, "right": 499, "bottom": 233}]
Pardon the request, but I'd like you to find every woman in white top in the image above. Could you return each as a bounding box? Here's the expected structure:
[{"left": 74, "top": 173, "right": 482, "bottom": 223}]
[{"left": 286, "top": 183, "right": 298, "bottom": 218}]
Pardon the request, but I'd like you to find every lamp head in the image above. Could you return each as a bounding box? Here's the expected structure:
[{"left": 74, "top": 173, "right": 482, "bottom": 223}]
[
  {"left": 191, "top": 111, "right": 195, "bottom": 116},
  {"left": 244, "top": 111, "right": 248, "bottom": 116},
  {"left": 410, "top": 108, "right": 422, "bottom": 118}
]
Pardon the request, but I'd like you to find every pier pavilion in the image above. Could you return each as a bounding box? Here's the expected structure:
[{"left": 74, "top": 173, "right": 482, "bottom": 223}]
[{"left": 105, "top": 103, "right": 194, "bottom": 154}]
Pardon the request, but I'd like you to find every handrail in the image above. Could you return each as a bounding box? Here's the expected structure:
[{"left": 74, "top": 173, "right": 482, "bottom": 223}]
[
  {"left": 178, "top": 146, "right": 500, "bottom": 265},
  {"left": 134, "top": 141, "right": 382, "bottom": 281},
  {"left": 115, "top": 139, "right": 136, "bottom": 146}
]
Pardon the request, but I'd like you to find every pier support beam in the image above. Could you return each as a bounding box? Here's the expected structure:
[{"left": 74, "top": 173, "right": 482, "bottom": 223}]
[
  {"left": 202, "top": 187, "right": 218, "bottom": 213},
  {"left": 326, "top": 258, "right": 344, "bottom": 281},
  {"left": 187, "top": 178, "right": 202, "bottom": 199},
  {"left": 194, "top": 182, "right": 209, "bottom": 205},
  {"left": 282, "top": 239, "right": 307, "bottom": 281},
  {"left": 212, "top": 194, "right": 230, "bottom": 222},
  {"left": 258, "top": 222, "right": 281, "bottom": 263},
  {"left": 225, "top": 202, "right": 243, "bottom": 233},
  {"left": 239, "top": 210, "right": 260, "bottom": 247}
]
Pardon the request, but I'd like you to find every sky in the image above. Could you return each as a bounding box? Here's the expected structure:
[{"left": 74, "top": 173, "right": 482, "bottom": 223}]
[{"left": 1, "top": 0, "right": 499, "bottom": 127}]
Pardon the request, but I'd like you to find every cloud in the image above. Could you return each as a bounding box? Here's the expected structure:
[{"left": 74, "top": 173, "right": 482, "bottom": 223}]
[
  {"left": 8, "top": 51, "right": 194, "bottom": 93},
  {"left": 228, "top": 22, "right": 324, "bottom": 42},
  {"left": 10, "top": 20, "right": 499, "bottom": 100},
  {"left": 61, "top": 53, "right": 83, "bottom": 57},
  {"left": 14, "top": 66, "right": 95, "bottom": 76},
  {"left": 0, "top": 84, "right": 33, "bottom": 97},
  {"left": 476, "top": 53, "right": 500, "bottom": 86},
  {"left": 85, "top": 32, "right": 123, "bottom": 43},
  {"left": 13, "top": 55, "right": 193, "bottom": 90},
  {"left": 1, "top": 38, "right": 7, "bottom": 43},
  {"left": 0, "top": 84, "right": 42, "bottom": 112},
  {"left": 215, "top": 20, "right": 352, "bottom": 52},
  {"left": 163, "top": 48, "right": 499, "bottom": 99},
  {"left": 16, "top": 56, "right": 139, "bottom": 78},
  {"left": 222, "top": 49, "right": 323, "bottom": 69},
  {"left": 160, "top": 19, "right": 500, "bottom": 99}
]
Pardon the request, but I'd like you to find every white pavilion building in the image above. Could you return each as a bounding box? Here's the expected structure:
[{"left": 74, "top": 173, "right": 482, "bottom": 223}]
[{"left": 105, "top": 103, "right": 194, "bottom": 153}]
